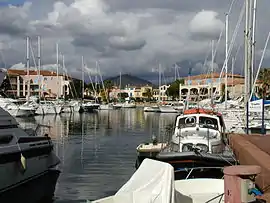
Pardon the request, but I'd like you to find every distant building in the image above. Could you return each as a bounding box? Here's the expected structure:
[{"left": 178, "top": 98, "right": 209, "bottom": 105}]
[
  {"left": 152, "top": 88, "right": 160, "bottom": 100},
  {"left": 180, "top": 72, "right": 260, "bottom": 101},
  {"left": 6, "top": 69, "right": 71, "bottom": 98},
  {"left": 109, "top": 86, "right": 122, "bottom": 99},
  {"left": 109, "top": 85, "right": 154, "bottom": 101},
  {"left": 159, "top": 85, "right": 170, "bottom": 101},
  {"left": 123, "top": 86, "right": 137, "bottom": 97}
]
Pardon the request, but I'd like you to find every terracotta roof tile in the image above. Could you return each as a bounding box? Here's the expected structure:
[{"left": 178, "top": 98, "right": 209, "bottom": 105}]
[
  {"left": 184, "top": 72, "right": 244, "bottom": 80},
  {"left": 7, "top": 69, "right": 64, "bottom": 77},
  {"left": 7, "top": 69, "right": 75, "bottom": 80}
]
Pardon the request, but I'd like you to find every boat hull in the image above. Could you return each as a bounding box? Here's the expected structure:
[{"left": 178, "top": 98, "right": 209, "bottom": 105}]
[
  {"left": 136, "top": 151, "right": 236, "bottom": 179},
  {"left": 143, "top": 106, "right": 160, "bottom": 112},
  {"left": 0, "top": 169, "right": 60, "bottom": 202}
]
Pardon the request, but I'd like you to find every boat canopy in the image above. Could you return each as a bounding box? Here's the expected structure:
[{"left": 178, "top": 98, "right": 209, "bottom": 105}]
[
  {"left": 250, "top": 95, "right": 270, "bottom": 105},
  {"left": 113, "top": 158, "right": 176, "bottom": 203}
]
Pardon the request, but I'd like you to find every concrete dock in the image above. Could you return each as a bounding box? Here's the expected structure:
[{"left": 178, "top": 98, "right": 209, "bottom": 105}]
[{"left": 230, "top": 134, "right": 270, "bottom": 202}]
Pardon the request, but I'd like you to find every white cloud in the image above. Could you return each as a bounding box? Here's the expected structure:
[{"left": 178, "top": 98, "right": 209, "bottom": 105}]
[
  {"left": 10, "top": 62, "right": 25, "bottom": 70},
  {"left": 0, "top": 0, "right": 269, "bottom": 82},
  {"left": 189, "top": 10, "right": 224, "bottom": 39}
]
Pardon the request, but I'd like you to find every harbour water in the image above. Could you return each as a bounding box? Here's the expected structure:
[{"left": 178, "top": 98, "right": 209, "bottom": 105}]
[{"left": 15, "top": 108, "right": 177, "bottom": 202}]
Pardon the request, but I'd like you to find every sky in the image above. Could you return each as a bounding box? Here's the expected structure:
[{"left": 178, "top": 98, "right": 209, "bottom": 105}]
[{"left": 0, "top": 0, "right": 269, "bottom": 84}]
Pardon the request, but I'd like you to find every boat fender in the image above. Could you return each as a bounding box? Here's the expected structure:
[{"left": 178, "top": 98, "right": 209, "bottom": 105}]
[
  {"left": 248, "top": 188, "right": 263, "bottom": 196},
  {"left": 18, "top": 154, "right": 27, "bottom": 173}
]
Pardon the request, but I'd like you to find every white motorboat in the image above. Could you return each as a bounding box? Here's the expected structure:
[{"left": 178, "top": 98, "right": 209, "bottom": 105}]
[
  {"left": 170, "top": 108, "right": 225, "bottom": 153},
  {"left": 0, "top": 98, "right": 34, "bottom": 117},
  {"left": 159, "top": 105, "right": 179, "bottom": 113},
  {"left": 62, "top": 100, "right": 82, "bottom": 113},
  {"left": 112, "top": 103, "right": 122, "bottom": 109},
  {"left": 121, "top": 100, "right": 136, "bottom": 108},
  {"left": 82, "top": 102, "right": 100, "bottom": 112},
  {"left": 89, "top": 158, "right": 224, "bottom": 203},
  {"left": 35, "top": 101, "right": 62, "bottom": 115},
  {"left": 0, "top": 107, "right": 60, "bottom": 202},
  {"left": 143, "top": 106, "right": 160, "bottom": 112},
  {"left": 137, "top": 108, "right": 226, "bottom": 165},
  {"left": 99, "top": 103, "right": 114, "bottom": 110},
  {"left": 166, "top": 102, "right": 185, "bottom": 112}
]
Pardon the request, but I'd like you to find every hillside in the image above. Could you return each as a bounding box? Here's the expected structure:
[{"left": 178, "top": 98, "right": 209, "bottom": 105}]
[{"left": 104, "top": 74, "right": 153, "bottom": 87}]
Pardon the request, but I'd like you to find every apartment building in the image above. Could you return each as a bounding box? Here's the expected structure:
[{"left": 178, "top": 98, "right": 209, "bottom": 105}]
[{"left": 6, "top": 69, "right": 71, "bottom": 98}]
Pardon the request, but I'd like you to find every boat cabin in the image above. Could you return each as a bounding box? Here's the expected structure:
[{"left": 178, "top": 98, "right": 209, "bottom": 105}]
[{"left": 171, "top": 108, "right": 225, "bottom": 153}]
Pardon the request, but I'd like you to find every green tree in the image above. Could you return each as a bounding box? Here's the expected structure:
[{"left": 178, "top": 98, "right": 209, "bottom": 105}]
[
  {"left": 103, "top": 80, "right": 113, "bottom": 90},
  {"left": 0, "top": 77, "right": 11, "bottom": 93},
  {"left": 142, "top": 88, "right": 152, "bottom": 100},
  {"left": 166, "top": 79, "right": 185, "bottom": 99},
  {"left": 69, "top": 78, "right": 86, "bottom": 99},
  {"left": 103, "top": 80, "right": 113, "bottom": 101},
  {"left": 100, "top": 89, "right": 107, "bottom": 102},
  {"left": 117, "top": 92, "right": 129, "bottom": 101},
  {"left": 258, "top": 68, "right": 270, "bottom": 99}
]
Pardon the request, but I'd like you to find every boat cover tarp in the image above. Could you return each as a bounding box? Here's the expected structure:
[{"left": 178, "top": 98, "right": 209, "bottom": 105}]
[
  {"left": 156, "top": 151, "right": 236, "bottom": 165},
  {"left": 113, "top": 158, "right": 176, "bottom": 203},
  {"left": 250, "top": 95, "right": 270, "bottom": 105},
  {"left": 230, "top": 134, "right": 270, "bottom": 202}
]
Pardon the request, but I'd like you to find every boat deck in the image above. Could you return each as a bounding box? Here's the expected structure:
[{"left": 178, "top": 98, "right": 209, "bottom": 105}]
[{"left": 230, "top": 134, "right": 270, "bottom": 202}]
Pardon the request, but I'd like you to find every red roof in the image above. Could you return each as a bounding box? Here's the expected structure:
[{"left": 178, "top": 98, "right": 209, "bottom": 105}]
[
  {"left": 7, "top": 69, "right": 74, "bottom": 80},
  {"left": 7, "top": 69, "right": 63, "bottom": 76},
  {"left": 184, "top": 72, "right": 244, "bottom": 80}
]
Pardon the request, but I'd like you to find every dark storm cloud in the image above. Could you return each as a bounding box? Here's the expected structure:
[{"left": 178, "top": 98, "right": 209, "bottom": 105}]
[{"left": 0, "top": 0, "right": 269, "bottom": 80}]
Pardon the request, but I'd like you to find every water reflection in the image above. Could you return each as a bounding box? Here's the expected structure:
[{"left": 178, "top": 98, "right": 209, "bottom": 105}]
[{"left": 15, "top": 109, "right": 177, "bottom": 202}]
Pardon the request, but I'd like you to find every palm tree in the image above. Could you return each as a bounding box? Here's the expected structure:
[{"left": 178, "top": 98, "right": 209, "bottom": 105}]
[
  {"left": 103, "top": 80, "right": 113, "bottom": 101},
  {"left": 258, "top": 68, "right": 270, "bottom": 99}
]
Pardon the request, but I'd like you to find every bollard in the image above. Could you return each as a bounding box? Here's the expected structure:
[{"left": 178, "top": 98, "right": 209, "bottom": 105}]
[{"left": 224, "top": 165, "right": 261, "bottom": 203}]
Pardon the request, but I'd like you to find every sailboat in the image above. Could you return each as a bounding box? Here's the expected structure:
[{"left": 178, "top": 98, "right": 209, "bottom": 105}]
[
  {"left": 35, "top": 42, "right": 62, "bottom": 115},
  {"left": 143, "top": 64, "right": 161, "bottom": 112},
  {"left": 81, "top": 59, "right": 100, "bottom": 112}
]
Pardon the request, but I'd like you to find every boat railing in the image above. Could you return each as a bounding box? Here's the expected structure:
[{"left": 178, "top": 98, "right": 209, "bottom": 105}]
[
  {"left": 23, "top": 124, "right": 52, "bottom": 137},
  {"left": 174, "top": 166, "right": 225, "bottom": 179}
]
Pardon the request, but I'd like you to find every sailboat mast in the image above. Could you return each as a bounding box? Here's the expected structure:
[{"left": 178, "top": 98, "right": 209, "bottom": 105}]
[
  {"left": 232, "top": 57, "right": 235, "bottom": 96},
  {"left": 95, "top": 61, "right": 98, "bottom": 101},
  {"left": 158, "top": 63, "right": 161, "bottom": 102},
  {"left": 62, "top": 55, "right": 65, "bottom": 99},
  {"left": 244, "top": 0, "right": 251, "bottom": 133},
  {"left": 211, "top": 40, "right": 214, "bottom": 105},
  {"left": 251, "top": 0, "right": 257, "bottom": 87},
  {"left": 120, "top": 71, "right": 122, "bottom": 90},
  {"left": 224, "top": 13, "right": 229, "bottom": 110},
  {"left": 81, "top": 56, "right": 84, "bottom": 100},
  {"left": 56, "top": 43, "right": 59, "bottom": 100},
  {"left": 26, "top": 36, "right": 30, "bottom": 101},
  {"left": 248, "top": 0, "right": 253, "bottom": 96},
  {"left": 174, "top": 64, "right": 177, "bottom": 81},
  {"left": 37, "top": 36, "right": 41, "bottom": 100}
]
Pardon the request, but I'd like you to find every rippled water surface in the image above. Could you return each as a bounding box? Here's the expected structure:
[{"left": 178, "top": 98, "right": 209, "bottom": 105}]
[{"left": 16, "top": 108, "right": 177, "bottom": 202}]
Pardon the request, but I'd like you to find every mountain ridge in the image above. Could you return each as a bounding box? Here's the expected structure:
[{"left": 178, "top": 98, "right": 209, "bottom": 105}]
[{"left": 104, "top": 74, "right": 154, "bottom": 87}]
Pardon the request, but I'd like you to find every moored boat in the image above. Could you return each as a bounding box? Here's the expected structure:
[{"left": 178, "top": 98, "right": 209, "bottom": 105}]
[
  {"left": 135, "top": 108, "right": 232, "bottom": 171},
  {"left": 143, "top": 106, "right": 160, "bottom": 112},
  {"left": 0, "top": 107, "right": 60, "bottom": 202},
  {"left": 90, "top": 158, "right": 225, "bottom": 203}
]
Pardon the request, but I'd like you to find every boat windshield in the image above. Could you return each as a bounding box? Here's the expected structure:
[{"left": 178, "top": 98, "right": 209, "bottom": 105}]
[
  {"left": 178, "top": 116, "right": 196, "bottom": 128},
  {"left": 199, "top": 116, "right": 219, "bottom": 130}
]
